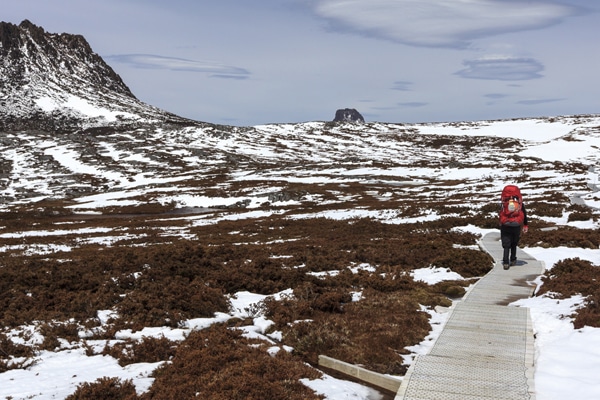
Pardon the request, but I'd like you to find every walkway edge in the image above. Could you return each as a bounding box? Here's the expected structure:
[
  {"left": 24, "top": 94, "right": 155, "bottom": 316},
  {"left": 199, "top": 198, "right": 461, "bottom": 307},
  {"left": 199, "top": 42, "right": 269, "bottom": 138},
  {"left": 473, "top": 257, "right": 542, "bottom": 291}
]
[{"left": 318, "top": 355, "right": 402, "bottom": 393}]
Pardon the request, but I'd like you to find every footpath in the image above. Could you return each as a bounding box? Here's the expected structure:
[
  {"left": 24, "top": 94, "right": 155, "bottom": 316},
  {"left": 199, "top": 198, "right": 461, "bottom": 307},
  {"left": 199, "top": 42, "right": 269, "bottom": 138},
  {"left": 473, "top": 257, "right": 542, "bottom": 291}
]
[{"left": 394, "top": 231, "right": 545, "bottom": 400}]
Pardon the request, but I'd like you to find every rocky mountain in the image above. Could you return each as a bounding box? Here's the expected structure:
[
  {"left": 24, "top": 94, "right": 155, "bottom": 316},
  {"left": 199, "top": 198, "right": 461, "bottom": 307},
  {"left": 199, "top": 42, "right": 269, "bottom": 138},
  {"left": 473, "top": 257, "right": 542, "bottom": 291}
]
[
  {"left": 0, "top": 20, "right": 192, "bottom": 131},
  {"left": 333, "top": 108, "right": 364, "bottom": 123}
]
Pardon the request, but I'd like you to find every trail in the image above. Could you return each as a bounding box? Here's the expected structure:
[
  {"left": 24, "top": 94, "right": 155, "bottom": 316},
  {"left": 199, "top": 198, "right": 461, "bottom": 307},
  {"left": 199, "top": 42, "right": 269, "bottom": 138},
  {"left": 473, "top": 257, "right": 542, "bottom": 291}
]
[{"left": 395, "top": 232, "right": 544, "bottom": 399}]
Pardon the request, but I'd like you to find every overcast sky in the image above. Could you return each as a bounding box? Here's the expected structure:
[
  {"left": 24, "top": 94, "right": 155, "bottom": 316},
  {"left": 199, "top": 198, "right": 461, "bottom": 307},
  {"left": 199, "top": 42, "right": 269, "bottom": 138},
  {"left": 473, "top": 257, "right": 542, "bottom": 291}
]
[{"left": 5, "top": 0, "right": 599, "bottom": 126}]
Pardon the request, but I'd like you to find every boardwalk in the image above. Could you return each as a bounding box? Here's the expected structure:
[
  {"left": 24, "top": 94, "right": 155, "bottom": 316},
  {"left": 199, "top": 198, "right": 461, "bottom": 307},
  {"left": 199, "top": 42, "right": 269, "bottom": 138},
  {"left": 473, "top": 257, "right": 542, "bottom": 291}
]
[{"left": 395, "top": 231, "right": 545, "bottom": 400}]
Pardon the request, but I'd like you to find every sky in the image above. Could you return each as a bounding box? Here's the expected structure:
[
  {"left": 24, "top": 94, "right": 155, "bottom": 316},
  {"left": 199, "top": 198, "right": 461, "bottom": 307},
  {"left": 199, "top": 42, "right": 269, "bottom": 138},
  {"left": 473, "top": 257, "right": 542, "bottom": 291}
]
[{"left": 5, "top": 0, "right": 600, "bottom": 126}]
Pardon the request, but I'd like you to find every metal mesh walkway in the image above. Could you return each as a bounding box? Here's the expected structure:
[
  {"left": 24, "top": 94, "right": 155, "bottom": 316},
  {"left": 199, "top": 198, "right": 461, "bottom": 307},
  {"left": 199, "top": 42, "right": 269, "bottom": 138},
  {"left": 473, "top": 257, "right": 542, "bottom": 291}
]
[{"left": 395, "top": 231, "right": 545, "bottom": 400}]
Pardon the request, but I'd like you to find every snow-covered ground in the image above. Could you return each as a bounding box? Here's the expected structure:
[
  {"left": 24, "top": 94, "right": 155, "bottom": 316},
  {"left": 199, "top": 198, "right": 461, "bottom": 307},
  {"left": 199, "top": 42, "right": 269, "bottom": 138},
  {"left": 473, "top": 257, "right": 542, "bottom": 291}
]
[
  {"left": 1, "top": 114, "right": 600, "bottom": 399},
  {"left": 1, "top": 223, "right": 599, "bottom": 399}
]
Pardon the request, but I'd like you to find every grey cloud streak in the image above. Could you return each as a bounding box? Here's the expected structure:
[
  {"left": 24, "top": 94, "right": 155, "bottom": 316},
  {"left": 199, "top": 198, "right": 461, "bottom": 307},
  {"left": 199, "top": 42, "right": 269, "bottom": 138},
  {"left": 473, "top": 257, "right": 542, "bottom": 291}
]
[
  {"left": 106, "top": 54, "right": 250, "bottom": 79},
  {"left": 456, "top": 57, "right": 544, "bottom": 81}
]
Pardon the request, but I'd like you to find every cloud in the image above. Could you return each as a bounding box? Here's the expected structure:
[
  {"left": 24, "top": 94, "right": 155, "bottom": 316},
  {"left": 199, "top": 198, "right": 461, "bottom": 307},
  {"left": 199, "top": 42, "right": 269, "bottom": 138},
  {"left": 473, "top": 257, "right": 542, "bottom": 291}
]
[
  {"left": 210, "top": 74, "right": 249, "bottom": 80},
  {"left": 371, "top": 106, "right": 399, "bottom": 111},
  {"left": 455, "top": 56, "right": 544, "bottom": 80},
  {"left": 398, "top": 102, "right": 427, "bottom": 108},
  {"left": 391, "top": 81, "right": 413, "bottom": 91},
  {"left": 311, "top": 0, "right": 581, "bottom": 48},
  {"left": 484, "top": 93, "right": 509, "bottom": 99},
  {"left": 106, "top": 54, "right": 250, "bottom": 79},
  {"left": 517, "top": 98, "right": 564, "bottom": 105}
]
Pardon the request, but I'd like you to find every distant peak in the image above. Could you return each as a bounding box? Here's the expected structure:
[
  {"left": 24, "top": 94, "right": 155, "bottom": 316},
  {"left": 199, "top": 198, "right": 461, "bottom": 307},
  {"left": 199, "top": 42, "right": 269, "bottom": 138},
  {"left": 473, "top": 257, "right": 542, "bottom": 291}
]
[{"left": 18, "top": 19, "right": 42, "bottom": 31}]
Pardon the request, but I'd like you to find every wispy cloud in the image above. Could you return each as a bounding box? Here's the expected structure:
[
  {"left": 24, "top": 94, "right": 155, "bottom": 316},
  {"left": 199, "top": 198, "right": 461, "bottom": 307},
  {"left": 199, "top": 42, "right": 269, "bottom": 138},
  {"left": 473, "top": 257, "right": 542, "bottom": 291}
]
[
  {"left": 455, "top": 56, "right": 544, "bottom": 81},
  {"left": 311, "top": 0, "right": 581, "bottom": 48},
  {"left": 210, "top": 74, "right": 249, "bottom": 80},
  {"left": 517, "top": 98, "right": 564, "bottom": 105},
  {"left": 398, "top": 102, "right": 428, "bottom": 108},
  {"left": 106, "top": 54, "right": 250, "bottom": 79},
  {"left": 391, "top": 81, "right": 413, "bottom": 91},
  {"left": 485, "top": 93, "right": 509, "bottom": 99}
]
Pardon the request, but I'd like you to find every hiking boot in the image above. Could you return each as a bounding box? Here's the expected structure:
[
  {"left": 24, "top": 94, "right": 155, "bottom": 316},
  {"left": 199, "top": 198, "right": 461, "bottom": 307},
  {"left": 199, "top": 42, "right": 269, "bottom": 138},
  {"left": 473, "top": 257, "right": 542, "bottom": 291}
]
[
  {"left": 503, "top": 262, "right": 510, "bottom": 270},
  {"left": 510, "top": 259, "right": 517, "bottom": 266}
]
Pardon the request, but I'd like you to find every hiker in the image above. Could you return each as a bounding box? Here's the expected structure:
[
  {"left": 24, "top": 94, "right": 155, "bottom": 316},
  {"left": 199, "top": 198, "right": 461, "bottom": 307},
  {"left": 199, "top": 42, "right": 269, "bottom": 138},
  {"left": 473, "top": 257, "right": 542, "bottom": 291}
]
[{"left": 499, "top": 185, "right": 528, "bottom": 269}]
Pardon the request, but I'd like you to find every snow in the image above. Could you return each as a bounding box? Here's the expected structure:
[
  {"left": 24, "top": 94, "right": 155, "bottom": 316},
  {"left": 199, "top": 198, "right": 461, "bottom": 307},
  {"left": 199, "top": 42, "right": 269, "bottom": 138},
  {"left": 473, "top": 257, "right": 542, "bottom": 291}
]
[
  {"left": 512, "top": 247, "right": 600, "bottom": 400},
  {"left": 1, "top": 115, "right": 600, "bottom": 399},
  {"left": 35, "top": 95, "right": 138, "bottom": 122},
  {"left": 301, "top": 374, "right": 385, "bottom": 400},
  {"left": 416, "top": 117, "right": 582, "bottom": 142},
  {"left": 0, "top": 348, "right": 160, "bottom": 399},
  {"left": 411, "top": 266, "right": 464, "bottom": 284}
]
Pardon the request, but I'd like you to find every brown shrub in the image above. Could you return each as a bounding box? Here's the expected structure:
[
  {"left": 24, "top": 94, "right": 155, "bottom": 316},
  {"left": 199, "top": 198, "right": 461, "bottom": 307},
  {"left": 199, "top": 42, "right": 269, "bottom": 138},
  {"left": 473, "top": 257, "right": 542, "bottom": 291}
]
[
  {"left": 66, "top": 377, "right": 138, "bottom": 400},
  {"left": 116, "top": 276, "right": 228, "bottom": 329},
  {"left": 0, "top": 332, "right": 36, "bottom": 372},
  {"left": 520, "top": 227, "right": 600, "bottom": 249},
  {"left": 141, "top": 325, "right": 323, "bottom": 400},
  {"left": 102, "top": 336, "right": 177, "bottom": 366},
  {"left": 38, "top": 321, "right": 81, "bottom": 351},
  {"left": 432, "top": 248, "right": 494, "bottom": 277},
  {"left": 0, "top": 242, "right": 230, "bottom": 328},
  {"left": 431, "top": 280, "right": 469, "bottom": 298},
  {"left": 537, "top": 258, "right": 600, "bottom": 329},
  {"left": 280, "top": 289, "right": 433, "bottom": 375},
  {"left": 528, "top": 201, "right": 565, "bottom": 218},
  {"left": 567, "top": 204, "right": 595, "bottom": 222},
  {"left": 362, "top": 272, "right": 417, "bottom": 292}
]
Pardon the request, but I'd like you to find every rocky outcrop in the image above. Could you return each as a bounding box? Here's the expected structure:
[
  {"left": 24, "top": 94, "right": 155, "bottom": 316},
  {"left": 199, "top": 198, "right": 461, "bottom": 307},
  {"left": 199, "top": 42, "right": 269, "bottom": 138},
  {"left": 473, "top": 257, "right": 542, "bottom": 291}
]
[
  {"left": 0, "top": 20, "right": 191, "bottom": 131},
  {"left": 333, "top": 108, "right": 365, "bottom": 123},
  {"left": 0, "top": 20, "right": 135, "bottom": 98}
]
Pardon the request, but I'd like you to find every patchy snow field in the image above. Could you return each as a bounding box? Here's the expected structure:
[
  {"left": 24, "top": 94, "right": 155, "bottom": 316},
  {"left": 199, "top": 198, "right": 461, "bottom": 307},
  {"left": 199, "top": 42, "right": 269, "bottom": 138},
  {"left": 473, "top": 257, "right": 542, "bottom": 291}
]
[{"left": 1, "top": 114, "right": 600, "bottom": 399}]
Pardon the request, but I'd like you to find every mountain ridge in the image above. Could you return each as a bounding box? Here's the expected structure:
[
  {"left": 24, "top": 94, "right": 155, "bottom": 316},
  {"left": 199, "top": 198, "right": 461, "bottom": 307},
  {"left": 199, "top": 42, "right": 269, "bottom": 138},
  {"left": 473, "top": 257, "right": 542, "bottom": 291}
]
[{"left": 0, "top": 20, "right": 194, "bottom": 131}]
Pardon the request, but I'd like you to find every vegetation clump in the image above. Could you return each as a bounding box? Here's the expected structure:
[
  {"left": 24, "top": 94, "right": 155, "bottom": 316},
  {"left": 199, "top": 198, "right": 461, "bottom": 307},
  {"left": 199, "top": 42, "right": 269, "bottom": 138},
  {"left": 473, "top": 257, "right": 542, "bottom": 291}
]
[{"left": 536, "top": 258, "right": 600, "bottom": 329}]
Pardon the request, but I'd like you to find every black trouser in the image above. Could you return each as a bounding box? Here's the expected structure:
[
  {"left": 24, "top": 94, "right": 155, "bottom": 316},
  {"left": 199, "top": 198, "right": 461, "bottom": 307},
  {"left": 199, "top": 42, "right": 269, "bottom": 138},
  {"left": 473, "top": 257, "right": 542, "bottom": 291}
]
[{"left": 500, "top": 225, "right": 521, "bottom": 263}]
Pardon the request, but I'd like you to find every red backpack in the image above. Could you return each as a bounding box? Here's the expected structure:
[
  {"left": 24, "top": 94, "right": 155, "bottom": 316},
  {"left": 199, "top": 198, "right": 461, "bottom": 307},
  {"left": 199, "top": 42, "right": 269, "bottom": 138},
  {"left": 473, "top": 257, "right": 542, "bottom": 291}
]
[{"left": 500, "top": 185, "right": 524, "bottom": 225}]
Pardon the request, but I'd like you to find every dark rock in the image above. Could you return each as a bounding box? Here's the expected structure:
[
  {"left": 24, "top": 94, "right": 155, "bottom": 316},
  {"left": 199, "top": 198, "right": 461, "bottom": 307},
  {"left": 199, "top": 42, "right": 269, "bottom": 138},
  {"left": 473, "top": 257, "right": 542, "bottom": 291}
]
[{"left": 333, "top": 108, "right": 364, "bottom": 123}]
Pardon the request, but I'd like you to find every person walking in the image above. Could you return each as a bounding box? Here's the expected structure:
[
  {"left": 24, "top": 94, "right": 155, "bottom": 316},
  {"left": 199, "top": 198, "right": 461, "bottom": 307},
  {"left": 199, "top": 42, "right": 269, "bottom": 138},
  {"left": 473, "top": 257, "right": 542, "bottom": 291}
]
[{"left": 499, "top": 185, "right": 528, "bottom": 270}]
